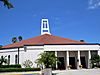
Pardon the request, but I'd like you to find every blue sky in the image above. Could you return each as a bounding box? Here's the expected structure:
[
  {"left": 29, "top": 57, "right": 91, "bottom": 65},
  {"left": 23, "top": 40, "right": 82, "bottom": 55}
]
[{"left": 0, "top": 0, "right": 100, "bottom": 46}]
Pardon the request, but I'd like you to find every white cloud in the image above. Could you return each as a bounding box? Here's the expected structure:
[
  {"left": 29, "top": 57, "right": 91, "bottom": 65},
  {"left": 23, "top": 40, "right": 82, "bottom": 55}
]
[{"left": 88, "top": 0, "right": 100, "bottom": 9}]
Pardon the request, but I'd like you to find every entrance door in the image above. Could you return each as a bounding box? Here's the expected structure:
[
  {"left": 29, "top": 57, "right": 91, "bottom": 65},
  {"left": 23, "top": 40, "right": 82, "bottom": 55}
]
[
  {"left": 57, "top": 57, "right": 65, "bottom": 70},
  {"left": 80, "top": 57, "right": 86, "bottom": 68},
  {"left": 69, "top": 57, "right": 76, "bottom": 69}
]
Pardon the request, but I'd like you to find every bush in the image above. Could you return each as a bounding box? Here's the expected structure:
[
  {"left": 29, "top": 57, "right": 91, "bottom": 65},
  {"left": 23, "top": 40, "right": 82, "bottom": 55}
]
[
  {"left": 0, "top": 68, "right": 40, "bottom": 72},
  {"left": 0, "top": 64, "right": 21, "bottom": 68},
  {"left": 23, "top": 60, "right": 33, "bottom": 68}
]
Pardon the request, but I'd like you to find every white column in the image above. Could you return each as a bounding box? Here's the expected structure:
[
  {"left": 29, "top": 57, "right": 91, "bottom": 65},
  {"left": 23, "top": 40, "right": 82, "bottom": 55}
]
[
  {"left": 77, "top": 50, "right": 81, "bottom": 69},
  {"left": 88, "top": 50, "right": 91, "bottom": 60},
  {"left": 55, "top": 51, "right": 58, "bottom": 69},
  {"left": 66, "top": 51, "right": 69, "bottom": 69},
  {"left": 88, "top": 50, "right": 91, "bottom": 68}
]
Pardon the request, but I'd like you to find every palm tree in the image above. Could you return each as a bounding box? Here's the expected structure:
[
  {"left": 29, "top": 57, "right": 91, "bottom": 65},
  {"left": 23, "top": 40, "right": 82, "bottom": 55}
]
[
  {"left": 0, "top": 0, "right": 13, "bottom": 9},
  {"left": 35, "top": 51, "right": 58, "bottom": 69},
  {"left": 12, "top": 37, "right": 17, "bottom": 43},
  {"left": 18, "top": 36, "right": 23, "bottom": 42},
  {"left": 0, "top": 45, "right": 2, "bottom": 48}
]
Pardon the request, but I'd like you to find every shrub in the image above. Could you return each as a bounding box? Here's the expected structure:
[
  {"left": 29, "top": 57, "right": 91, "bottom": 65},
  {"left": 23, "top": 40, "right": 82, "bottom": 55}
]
[
  {"left": 0, "top": 64, "right": 21, "bottom": 68},
  {"left": 22, "top": 60, "right": 33, "bottom": 68},
  {"left": 91, "top": 55, "right": 100, "bottom": 68},
  {"left": 0, "top": 68, "right": 40, "bottom": 72}
]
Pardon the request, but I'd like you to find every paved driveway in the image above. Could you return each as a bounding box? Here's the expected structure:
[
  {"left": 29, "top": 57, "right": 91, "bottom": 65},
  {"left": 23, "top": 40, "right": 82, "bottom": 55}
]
[
  {"left": 0, "top": 71, "right": 40, "bottom": 75},
  {"left": 52, "top": 69, "right": 100, "bottom": 75},
  {"left": 0, "top": 69, "right": 100, "bottom": 75}
]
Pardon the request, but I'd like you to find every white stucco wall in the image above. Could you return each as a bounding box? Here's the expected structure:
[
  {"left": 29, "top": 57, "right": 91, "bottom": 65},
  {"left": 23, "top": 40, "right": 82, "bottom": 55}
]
[
  {"left": 44, "top": 45, "right": 100, "bottom": 51},
  {"left": 19, "top": 50, "right": 44, "bottom": 68},
  {"left": 0, "top": 46, "right": 44, "bottom": 68},
  {"left": 0, "top": 48, "right": 18, "bottom": 64}
]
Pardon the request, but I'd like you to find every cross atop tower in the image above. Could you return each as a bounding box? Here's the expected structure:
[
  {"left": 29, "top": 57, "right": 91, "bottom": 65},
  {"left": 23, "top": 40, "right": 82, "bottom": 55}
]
[{"left": 41, "top": 19, "right": 51, "bottom": 35}]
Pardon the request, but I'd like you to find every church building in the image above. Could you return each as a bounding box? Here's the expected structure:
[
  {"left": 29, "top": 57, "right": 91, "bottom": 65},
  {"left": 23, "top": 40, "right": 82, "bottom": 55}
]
[{"left": 0, "top": 19, "right": 100, "bottom": 70}]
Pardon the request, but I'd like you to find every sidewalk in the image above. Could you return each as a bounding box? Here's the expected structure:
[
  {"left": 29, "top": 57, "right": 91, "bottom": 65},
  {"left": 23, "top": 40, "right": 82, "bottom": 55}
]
[
  {"left": 0, "top": 71, "right": 41, "bottom": 75},
  {"left": 0, "top": 69, "right": 100, "bottom": 75},
  {"left": 53, "top": 69, "right": 100, "bottom": 75}
]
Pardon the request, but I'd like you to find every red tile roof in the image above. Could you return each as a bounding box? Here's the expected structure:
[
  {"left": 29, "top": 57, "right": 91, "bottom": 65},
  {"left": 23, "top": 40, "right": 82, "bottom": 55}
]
[{"left": 2, "top": 34, "right": 85, "bottom": 48}]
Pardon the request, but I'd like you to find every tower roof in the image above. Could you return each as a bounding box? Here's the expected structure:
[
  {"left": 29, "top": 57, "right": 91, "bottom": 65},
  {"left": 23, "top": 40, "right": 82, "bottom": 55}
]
[{"left": 2, "top": 34, "right": 86, "bottom": 49}]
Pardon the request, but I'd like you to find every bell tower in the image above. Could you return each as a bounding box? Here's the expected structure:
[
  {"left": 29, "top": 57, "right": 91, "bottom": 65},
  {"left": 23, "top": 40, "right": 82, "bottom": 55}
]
[{"left": 41, "top": 19, "right": 51, "bottom": 35}]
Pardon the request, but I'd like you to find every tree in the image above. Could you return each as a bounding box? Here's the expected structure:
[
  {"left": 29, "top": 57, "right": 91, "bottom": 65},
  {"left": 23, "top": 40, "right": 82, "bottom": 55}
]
[
  {"left": 0, "top": 45, "right": 2, "bottom": 48},
  {"left": 12, "top": 36, "right": 23, "bottom": 43},
  {"left": 18, "top": 36, "right": 23, "bottom": 42},
  {"left": 12, "top": 37, "right": 17, "bottom": 43},
  {"left": 0, "top": 56, "right": 8, "bottom": 65},
  {"left": 0, "top": 0, "right": 13, "bottom": 9},
  {"left": 91, "top": 55, "right": 100, "bottom": 67},
  {"left": 35, "top": 52, "right": 58, "bottom": 69}
]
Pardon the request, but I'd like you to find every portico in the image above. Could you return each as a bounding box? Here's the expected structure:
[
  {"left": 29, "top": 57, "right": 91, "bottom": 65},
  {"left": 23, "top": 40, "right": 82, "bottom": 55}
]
[{"left": 54, "top": 50, "right": 97, "bottom": 70}]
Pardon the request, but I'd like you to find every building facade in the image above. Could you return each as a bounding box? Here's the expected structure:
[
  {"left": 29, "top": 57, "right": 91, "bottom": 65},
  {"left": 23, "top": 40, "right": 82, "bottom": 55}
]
[{"left": 0, "top": 19, "right": 100, "bottom": 69}]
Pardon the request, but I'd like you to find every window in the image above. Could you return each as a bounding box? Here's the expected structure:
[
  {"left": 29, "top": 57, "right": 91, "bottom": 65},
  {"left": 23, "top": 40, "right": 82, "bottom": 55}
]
[
  {"left": 43, "top": 30, "right": 48, "bottom": 32},
  {"left": 43, "top": 21, "right": 47, "bottom": 28},
  {"left": 46, "top": 23, "right": 47, "bottom": 28},
  {"left": 15, "top": 55, "right": 18, "bottom": 64},
  {"left": 8, "top": 55, "right": 10, "bottom": 65},
  {"left": 43, "top": 23, "right": 45, "bottom": 28}
]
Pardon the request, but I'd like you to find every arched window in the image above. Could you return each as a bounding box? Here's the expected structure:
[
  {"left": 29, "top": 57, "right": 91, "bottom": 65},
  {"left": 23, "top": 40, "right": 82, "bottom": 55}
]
[
  {"left": 43, "top": 23, "right": 45, "bottom": 28},
  {"left": 15, "top": 55, "right": 18, "bottom": 64},
  {"left": 8, "top": 55, "right": 10, "bottom": 65},
  {"left": 43, "top": 21, "right": 47, "bottom": 28},
  {"left": 46, "top": 23, "right": 47, "bottom": 28}
]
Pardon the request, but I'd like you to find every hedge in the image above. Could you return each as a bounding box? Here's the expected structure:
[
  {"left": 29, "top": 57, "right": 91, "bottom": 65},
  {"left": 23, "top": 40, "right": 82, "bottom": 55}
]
[
  {"left": 0, "top": 68, "right": 40, "bottom": 72},
  {"left": 0, "top": 64, "right": 21, "bottom": 68}
]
